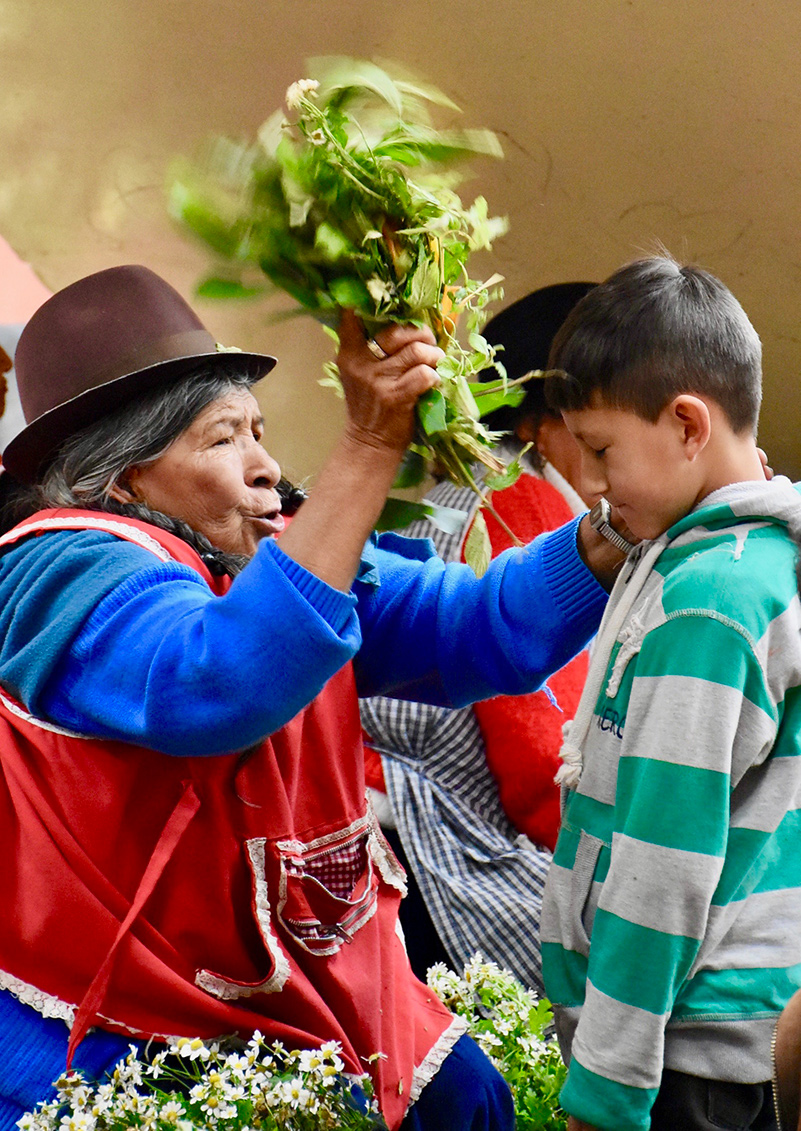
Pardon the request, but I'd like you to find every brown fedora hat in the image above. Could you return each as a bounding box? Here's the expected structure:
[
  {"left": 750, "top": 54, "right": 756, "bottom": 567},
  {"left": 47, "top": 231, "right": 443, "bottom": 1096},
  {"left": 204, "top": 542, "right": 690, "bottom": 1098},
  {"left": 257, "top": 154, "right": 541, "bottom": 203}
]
[{"left": 3, "top": 265, "right": 277, "bottom": 483}]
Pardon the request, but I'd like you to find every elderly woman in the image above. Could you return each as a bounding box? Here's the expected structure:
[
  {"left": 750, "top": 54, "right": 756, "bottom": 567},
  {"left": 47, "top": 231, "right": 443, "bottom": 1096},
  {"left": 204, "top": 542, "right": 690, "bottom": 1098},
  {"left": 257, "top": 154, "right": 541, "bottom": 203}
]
[{"left": 0, "top": 266, "right": 621, "bottom": 1131}]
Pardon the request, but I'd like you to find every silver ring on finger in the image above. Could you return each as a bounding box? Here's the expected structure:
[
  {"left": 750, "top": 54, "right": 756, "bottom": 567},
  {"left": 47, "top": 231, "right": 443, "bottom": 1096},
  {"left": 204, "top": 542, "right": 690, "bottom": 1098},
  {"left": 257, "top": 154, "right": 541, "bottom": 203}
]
[{"left": 366, "top": 337, "right": 388, "bottom": 360}]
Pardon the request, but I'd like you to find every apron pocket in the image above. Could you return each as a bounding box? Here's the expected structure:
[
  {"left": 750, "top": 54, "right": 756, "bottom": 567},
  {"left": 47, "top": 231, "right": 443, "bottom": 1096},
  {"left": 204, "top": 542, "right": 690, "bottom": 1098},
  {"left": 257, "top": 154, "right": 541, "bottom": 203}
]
[
  {"left": 276, "top": 819, "right": 379, "bottom": 956},
  {"left": 196, "top": 838, "right": 292, "bottom": 998}
]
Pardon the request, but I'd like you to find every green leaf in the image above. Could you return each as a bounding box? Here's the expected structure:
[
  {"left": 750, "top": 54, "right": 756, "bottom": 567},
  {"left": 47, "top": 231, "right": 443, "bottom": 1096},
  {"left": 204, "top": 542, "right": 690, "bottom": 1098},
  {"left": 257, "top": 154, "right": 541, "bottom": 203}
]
[
  {"left": 314, "top": 222, "right": 357, "bottom": 262},
  {"left": 168, "top": 182, "right": 245, "bottom": 259},
  {"left": 169, "top": 56, "right": 514, "bottom": 528},
  {"left": 463, "top": 509, "right": 491, "bottom": 576},
  {"left": 466, "top": 196, "right": 510, "bottom": 250},
  {"left": 468, "top": 331, "right": 492, "bottom": 358},
  {"left": 195, "top": 276, "right": 267, "bottom": 300},
  {"left": 371, "top": 141, "right": 426, "bottom": 166},
  {"left": 442, "top": 242, "right": 470, "bottom": 284},
  {"left": 392, "top": 448, "right": 427, "bottom": 489},
  {"left": 373, "top": 127, "right": 504, "bottom": 164},
  {"left": 375, "top": 497, "right": 467, "bottom": 535},
  {"left": 405, "top": 256, "right": 441, "bottom": 311},
  {"left": 484, "top": 458, "right": 525, "bottom": 492},
  {"left": 328, "top": 276, "right": 371, "bottom": 308},
  {"left": 319, "top": 361, "right": 344, "bottom": 398},
  {"left": 394, "top": 76, "right": 461, "bottom": 112},
  {"left": 417, "top": 388, "right": 448, "bottom": 435},
  {"left": 436, "top": 355, "right": 461, "bottom": 380},
  {"left": 467, "top": 381, "right": 526, "bottom": 418},
  {"left": 309, "top": 56, "right": 404, "bottom": 116},
  {"left": 255, "top": 108, "right": 286, "bottom": 157},
  {"left": 258, "top": 268, "right": 321, "bottom": 310},
  {"left": 288, "top": 196, "right": 313, "bottom": 227},
  {"left": 452, "top": 374, "right": 480, "bottom": 421},
  {"left": 528, "top": 997, "right": 554, "bottom": 1037},
  {"left": 423, "top": 500, "right": 469, "bottom": 535}
]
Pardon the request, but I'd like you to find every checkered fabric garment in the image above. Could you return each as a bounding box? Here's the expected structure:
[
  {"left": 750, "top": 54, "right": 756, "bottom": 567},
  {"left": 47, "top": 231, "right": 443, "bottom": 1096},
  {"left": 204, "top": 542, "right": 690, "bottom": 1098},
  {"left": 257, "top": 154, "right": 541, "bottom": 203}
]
[
  {"left": 360, "top": 471, "right": 554, "bottom": 994},
  {"left": 289, "top": 838, "right": 368, "bottom": 901},
  {"left": 361, "top": 694, "right": 551, "bottom": 993}
]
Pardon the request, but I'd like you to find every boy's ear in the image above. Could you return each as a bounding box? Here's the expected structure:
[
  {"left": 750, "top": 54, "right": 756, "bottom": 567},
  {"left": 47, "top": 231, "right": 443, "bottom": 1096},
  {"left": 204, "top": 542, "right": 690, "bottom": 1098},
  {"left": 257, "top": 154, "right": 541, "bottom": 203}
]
[{"left": 667, "top": 395, "right": 711, "bottom": 460}]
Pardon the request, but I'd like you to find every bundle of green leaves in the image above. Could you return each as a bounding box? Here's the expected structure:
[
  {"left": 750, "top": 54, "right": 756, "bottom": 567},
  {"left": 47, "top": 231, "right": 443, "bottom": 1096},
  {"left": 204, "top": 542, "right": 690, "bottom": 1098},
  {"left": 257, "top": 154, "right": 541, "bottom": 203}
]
[
  {"left": 427, "top": 954, "right": 568, "bottom": 1131},
  {"left": 168, "top": 58, "right": 534, "bottom": 570}
]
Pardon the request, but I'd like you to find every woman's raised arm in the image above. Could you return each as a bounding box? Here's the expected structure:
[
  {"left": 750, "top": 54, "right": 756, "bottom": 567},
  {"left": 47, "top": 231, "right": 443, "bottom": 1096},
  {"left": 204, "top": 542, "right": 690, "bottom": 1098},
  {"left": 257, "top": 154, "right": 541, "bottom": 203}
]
[{"left": 276, "top": 311, "right": 442, "bottom": 591}]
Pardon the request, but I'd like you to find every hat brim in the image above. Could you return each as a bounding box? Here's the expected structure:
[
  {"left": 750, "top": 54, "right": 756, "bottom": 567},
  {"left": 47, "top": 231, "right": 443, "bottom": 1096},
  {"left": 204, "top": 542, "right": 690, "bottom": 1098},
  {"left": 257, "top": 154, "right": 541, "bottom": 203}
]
[{"left": 3, "top": 349, "right": 277, "bottom": 484}]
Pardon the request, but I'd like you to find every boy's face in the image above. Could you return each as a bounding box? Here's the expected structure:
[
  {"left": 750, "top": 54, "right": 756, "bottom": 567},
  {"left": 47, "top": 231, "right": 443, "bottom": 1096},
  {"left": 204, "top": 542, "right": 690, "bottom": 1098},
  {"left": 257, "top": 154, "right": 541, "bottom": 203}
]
[{"left": 562, "top": 395, "right": 701, "bottom": 540}]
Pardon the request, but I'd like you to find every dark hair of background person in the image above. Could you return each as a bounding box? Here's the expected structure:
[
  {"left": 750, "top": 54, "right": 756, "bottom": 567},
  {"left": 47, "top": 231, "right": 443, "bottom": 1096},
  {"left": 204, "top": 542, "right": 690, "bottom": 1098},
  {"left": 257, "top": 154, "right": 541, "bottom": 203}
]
[{"left": 479, "top": 282, "right": 598, "bottom": 438}]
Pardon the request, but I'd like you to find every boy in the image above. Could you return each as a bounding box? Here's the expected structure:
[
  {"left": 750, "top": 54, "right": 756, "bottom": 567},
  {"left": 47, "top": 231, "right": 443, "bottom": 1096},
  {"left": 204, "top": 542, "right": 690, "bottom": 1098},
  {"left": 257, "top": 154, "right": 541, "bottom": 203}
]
[{"left": 540, "top": 255, "right": 801, "bottom": 1131}]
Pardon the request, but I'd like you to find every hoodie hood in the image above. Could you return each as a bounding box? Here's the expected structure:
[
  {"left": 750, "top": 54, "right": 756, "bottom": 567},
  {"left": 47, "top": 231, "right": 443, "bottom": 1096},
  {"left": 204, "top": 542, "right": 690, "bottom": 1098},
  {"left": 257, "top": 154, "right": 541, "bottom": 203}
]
[
  {"left": 668, "top": 475, "right": 801, "bottom": 545},
  {"left": 556, "top": 475, "right": 801, "bottom": 791}
]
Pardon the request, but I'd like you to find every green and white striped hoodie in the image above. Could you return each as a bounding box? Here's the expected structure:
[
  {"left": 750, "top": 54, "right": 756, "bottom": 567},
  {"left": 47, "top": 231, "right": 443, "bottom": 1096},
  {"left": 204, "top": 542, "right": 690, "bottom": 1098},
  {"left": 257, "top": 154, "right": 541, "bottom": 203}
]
[{"left": 541, "top": 476, "right": 801, "bottom": 1131}]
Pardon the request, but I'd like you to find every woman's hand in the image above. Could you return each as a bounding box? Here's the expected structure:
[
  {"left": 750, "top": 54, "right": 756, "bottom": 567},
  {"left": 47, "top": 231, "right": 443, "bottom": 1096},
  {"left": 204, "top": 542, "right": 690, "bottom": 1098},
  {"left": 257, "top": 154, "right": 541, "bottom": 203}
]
[
  {"left": 276, "top": 312, "right": 443, "bottom": 592},
  {"left": 336, "top": 310, "right": 443, "bottom": 454}
]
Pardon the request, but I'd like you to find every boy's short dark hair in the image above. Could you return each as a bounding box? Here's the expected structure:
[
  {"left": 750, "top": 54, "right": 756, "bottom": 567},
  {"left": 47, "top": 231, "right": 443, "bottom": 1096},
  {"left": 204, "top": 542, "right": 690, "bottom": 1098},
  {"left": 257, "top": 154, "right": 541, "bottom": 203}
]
[{"left": 544, "top": 256, "right": 762, "bottom": 433}]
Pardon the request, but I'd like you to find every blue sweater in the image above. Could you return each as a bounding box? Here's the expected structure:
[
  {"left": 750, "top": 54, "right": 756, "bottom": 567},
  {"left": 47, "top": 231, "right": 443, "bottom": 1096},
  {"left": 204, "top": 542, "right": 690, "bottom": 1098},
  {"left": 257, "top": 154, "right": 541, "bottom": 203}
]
[
  {"left": 0, "top": 520, "right": 604, "bottom": 756},
  {"left": 0, "top": 517, "right": 606, "bottom": 1123}
]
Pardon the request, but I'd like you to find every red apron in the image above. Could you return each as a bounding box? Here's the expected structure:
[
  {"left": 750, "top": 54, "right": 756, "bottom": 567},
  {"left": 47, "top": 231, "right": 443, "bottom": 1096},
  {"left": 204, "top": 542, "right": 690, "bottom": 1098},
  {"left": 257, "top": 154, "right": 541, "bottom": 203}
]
[{"left": 0, "top": 510, "right": 459, "bottom": 1129}]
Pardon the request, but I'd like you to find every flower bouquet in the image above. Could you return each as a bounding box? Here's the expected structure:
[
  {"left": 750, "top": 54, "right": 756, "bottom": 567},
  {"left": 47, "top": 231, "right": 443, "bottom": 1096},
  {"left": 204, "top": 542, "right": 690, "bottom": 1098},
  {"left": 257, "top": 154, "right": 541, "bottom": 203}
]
[
  {"left": 168, "top": 57, "right": 535, "bottom": 571},
  {"left": 19, "top": 961, "right": 568, "bottom": 1131},
  {"left": 19, "top": 1033, "right": 387, "bottom": 1131},
  {"left": 427, "top": 954, "right": 568, "bottom": 1131}
]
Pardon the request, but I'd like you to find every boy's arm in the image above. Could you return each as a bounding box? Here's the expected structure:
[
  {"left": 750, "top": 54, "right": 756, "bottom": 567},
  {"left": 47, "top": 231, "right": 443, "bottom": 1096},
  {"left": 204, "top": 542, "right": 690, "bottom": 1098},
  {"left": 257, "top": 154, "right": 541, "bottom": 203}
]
[{"left": 560, "top": 614, "right": 774, "bottom": 1131}]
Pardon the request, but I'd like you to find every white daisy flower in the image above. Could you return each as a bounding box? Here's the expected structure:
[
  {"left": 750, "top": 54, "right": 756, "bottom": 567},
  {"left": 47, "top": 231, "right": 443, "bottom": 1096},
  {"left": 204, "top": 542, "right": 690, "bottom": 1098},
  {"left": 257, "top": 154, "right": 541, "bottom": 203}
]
[{"left": 286, "top": 79, "right": 319, "bottom": 110}]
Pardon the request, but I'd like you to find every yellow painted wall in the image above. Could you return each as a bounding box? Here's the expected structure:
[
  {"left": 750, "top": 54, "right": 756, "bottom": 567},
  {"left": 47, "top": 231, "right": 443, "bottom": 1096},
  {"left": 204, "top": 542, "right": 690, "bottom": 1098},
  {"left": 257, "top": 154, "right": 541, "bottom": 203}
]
[{"left": 2, "top": 0, "right": 801, "bottom": 479}]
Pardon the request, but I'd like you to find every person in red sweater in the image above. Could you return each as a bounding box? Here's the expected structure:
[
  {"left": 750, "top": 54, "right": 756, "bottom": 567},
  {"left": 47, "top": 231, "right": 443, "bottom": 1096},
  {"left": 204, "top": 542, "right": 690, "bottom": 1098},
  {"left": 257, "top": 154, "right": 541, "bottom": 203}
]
[
  {"left": 361, "top": 282, "right": 598, "bottom": 986},
  {"left": 472, "top": 282, "right": 598, "bottom": 849}
]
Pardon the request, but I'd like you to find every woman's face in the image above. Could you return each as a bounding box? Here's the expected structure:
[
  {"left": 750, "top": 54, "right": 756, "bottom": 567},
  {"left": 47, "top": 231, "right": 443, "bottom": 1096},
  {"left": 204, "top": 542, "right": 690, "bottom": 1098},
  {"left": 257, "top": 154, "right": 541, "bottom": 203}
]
[{"left": 123, "top": 389, "right": 284, "bottom": 557}]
